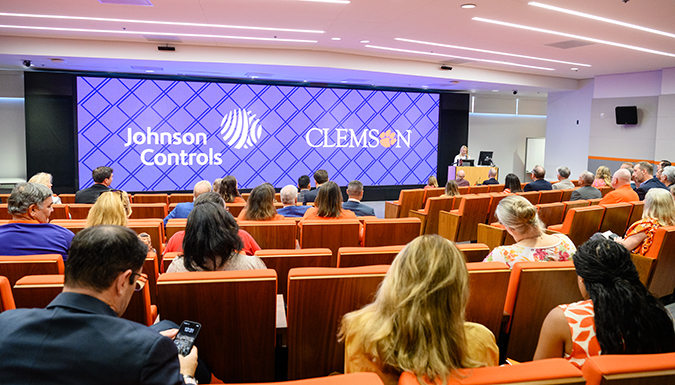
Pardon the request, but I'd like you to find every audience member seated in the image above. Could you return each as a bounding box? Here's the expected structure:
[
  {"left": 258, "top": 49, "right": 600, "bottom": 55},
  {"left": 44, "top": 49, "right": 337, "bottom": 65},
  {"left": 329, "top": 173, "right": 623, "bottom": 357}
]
[
  {"left": 85, "top": 190, "right": 132, "bottom": 227},
  {"left": 656, "top": 160, "right": 671, "bottom": 180},
  {"left": 481, "top": 168, "right": 499, "bottom": 185},
  {"left": 524, "top": 165, "right": 552, "bottom": 192},
  {"left": 621, "top": 162, "right": 637, "bottom": 189},
  {"left": 166, "top": 201, "right": 266, "bottom": 273},
  {"left": 277, "top": 185, "right": 311, "bottom": 218},
  {"left": 552, "top": 166, "right": 574, "bottom": 190},
  {"left": 75, "top": 166, "right": 113, "bottom": 203},
  {"left": 212, "top": 177, "right": 222, "bottom": 193},
  {"left": 633, "top": 161, "right": 667, "bottom": 200},
  {"left": 453, "top": 145, "right": 471, "bottom": 166},
  {"left": 599, "top": 169, "right": 639, "bottom": 205},
  {"left": 615, "top": 188, "right": 675, "bottom": 256},
  {"left": 0, "top": 225, "right": 200, "bottom": 384},
  {"left": 424, "top": 175, "right": 439, "bottom": 189},
  {"left": 164, "top": 193, "right": 260, "bottom": 256},
  {"left": 297, "top": 174, "right": 311, "bottom": 202},
  {"left": 455, "top": 170, "right": 470, "bottom": 187},
  {"left": 28, "top": 172, "right": 62, "bottom": 204},
  {"left": 483, "top": 196, "right": 575, "bottom": 268},
  {"left": 534, "top": 238, "right": 675, "bottom": 367},
  {"left": 163, "top": 180, "right": 211, "bottom": 226},
  {"left": 302, "top": 181, "right": 357, "bottom": 220},
  {"left": 339, "top": 235, "right": 498, "bottom": 385},
  {"left": 659, "top": 165, "right": 675, "bottom": 188},
  {"left": 219, "top": 175, "right": 245, "bottom": 204},
  {"left": 303, "top": 169, "right": 329, "bottom": 205},
  {"left": 443, "top": 180, "right": 460, "bottom": 197},
  {"left": 503, "top": 173, "right": 522, "bottom": 194},
  {"left": 592, "top": 166, "right": 611, "bottom": 188},
  {"left": 0, "top": 183, "right": 74, "bottom": 261},
  {"left": 342, "top": 180, "right": 376, "bottom": 217},
  {"left": 237, "top": 183, "right": 284, "bottom": 221},
  {"left": 570, "top": 171, "right": 602, "bottom": 201}
]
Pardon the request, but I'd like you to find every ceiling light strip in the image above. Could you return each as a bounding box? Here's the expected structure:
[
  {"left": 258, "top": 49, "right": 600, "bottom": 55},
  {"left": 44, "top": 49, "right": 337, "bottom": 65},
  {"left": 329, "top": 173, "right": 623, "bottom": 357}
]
[
  {"left": 365, "top": 45, "right": 555, "bottom": 71},
  {"left": 0, "top": 12, "right": 324, "bottom": 34},
  {"left": 528, "top": 2, "right": 675, "bottom": 39},
  {"left": 473, "top": 17, "right": 675, "bottom": 58},
  {"left": 0, "top": 24, "right": 318, "bottom": 43},
  {"left": 395, "top": 37, "right": 591, "bottom": 67}
]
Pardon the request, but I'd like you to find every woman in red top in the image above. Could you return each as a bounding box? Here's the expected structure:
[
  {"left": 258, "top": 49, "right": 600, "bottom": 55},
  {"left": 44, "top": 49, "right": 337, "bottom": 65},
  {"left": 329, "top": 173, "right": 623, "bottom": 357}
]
[
  {"left": 219, "top": 175, "right": 245, "bottom": 204},
  {"left": 302, "top": 181, "right": 357, "bottom": 220},
  {"left": 238, "top": 183, "right": 284, "bottom": 221}
]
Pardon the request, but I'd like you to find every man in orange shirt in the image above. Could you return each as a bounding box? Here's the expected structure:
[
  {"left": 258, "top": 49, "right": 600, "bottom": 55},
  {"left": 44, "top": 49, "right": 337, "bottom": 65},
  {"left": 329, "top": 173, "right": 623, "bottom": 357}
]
[{"left": 599, "top": 169, "right": 639, "bottom": 205}]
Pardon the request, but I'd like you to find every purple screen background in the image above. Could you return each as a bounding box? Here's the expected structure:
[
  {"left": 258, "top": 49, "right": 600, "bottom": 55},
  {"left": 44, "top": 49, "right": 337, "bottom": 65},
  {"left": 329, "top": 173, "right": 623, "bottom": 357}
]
[{"left": 77, "top": 76, "right": 439, "bottom": 191}]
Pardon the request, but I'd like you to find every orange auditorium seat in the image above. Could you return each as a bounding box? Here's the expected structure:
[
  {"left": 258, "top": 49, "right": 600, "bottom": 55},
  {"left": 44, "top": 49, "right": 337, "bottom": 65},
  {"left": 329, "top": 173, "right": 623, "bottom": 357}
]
[
  {"left": 0, "top": 254, "right": 64, "bottom": 286},
  {"left": 487, "top": 183, "right": 505, "bottom": 193},
  {"left": 561, "top": 200, "right": 590, "bottom": 217},
  {"left": 516, "top": 191, "right": 540, "bottom": 205},
  {"left": 536, "top": 202, "right": 566, "bottom": 228},
  {"left": 485, "top": 193, "right": 511, "bottom": 225},
  {"left": 384, "top": 189, "right": 425, "bottom": 218},
  {"left": 643, "top": 226, "right": 675, "bottom": 297},
  {"left": 438, "top": 195, "right": 491, "bottom": 242},
  {"left": 227, "top": 202, "right": 246, "bottom": 218},
  {"left": 0, "top": 204, "right": 12, "bottom": 220},
  {"left": 628, "top": 201, "right": 644, "bottom": 228},
  {"left": 469, "top": 185, "right": 489, "bottom": 194},
  {"left": 583, "top": 352, "right": 675, "bottom": 385},
  {"left": 255, "top": 248, "right": 332, "bottom": 299},
  {"left": 422, "top": 187, "right": 444, "bottom": 205},
  {"left": 239, "top": 220, "right": 297, "bottom": 249},
  {"left": 66, "top": 204, "right": 93, "bottom": 219},
  {"left": 165, "top": 218, "right": 187, "bottom": 240},
  {"left": 157, "top": 270, "right": 277, "bottom": 383},
  {"left": 50, "top": 204, "right": 70, "bottom": 220},
  {"left": 50, "top": 219, "right": 87, "bottom": 234},
  {"left": 132, "top": 193, "right": 169, "bottom": 205},
  {"left": 457, "top": 243, "right": 490, "bottom": 263},
  {"left": 362, "top": 217, "right": 421, "bottom": 247},
  {"left": 466, "top": 261, "right": 510, "bottom": 339},
  {"left": 58, "top": 194, "right": 76, "bottom": 204},
  {"left": 547, "top": 205, "right": 604, "bottom": 246},
  {"left": 408, "top": 196, "right": 454, "bottom": 235},
  {"left": 235, "top": 373, "right": 384, "bottom": 385},
  {"left": 538, "top": 189, "right": 563, "bottom": 204},
  {"left": 560, "top": 188, "right": 576, "bottom": 202},
  {"left": 476, "top": 223, "right": 515, "bottom": 251},
  {"left": 128, "top": 218, "right": 165, "bottom": 254},
  {"left": 287, "top": 266, "right": 388, "bottom": 380},
  {"left": 0, "top": 276, "right": 15, "bottom": 312},
  {"left": 337, "top": 245, "right": 404, "bottom": 268},
  {"left": 129, "top": 203, "right": 168, "bottom": 219},
  {"left": 169, "top": 193, "right": 193, "bottom": 204},
  {"left": 299, "top": 220, "right": 361, "bottom": 266},
  {"left": 598, "top": 202, "right": 633, "bottom": 236}
]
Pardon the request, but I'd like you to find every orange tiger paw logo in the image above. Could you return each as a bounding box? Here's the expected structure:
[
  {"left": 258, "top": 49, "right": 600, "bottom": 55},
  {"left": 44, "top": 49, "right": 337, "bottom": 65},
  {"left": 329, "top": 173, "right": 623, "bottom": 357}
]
[{"left": 379, "top": 129, "right": 397, "bottom": 148}]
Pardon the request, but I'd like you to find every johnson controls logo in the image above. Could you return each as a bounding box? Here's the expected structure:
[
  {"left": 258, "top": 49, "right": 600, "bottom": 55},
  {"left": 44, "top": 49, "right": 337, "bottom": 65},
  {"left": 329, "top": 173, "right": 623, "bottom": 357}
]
[{"left": 220, "top": 108, "right": 264, "bottom": 150}]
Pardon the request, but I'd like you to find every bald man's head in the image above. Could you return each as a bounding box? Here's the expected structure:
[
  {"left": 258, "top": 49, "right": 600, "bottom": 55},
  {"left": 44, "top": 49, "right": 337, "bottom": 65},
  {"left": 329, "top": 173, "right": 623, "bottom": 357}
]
[
  {"left": 193, "top": 180, "right": 212, "bottom": 199},
  {"left": 612, "top": 169, "right": 632, "bottom": 189},
  {"left": 457, "top": 170, "right": 466, "bottom": 180}
]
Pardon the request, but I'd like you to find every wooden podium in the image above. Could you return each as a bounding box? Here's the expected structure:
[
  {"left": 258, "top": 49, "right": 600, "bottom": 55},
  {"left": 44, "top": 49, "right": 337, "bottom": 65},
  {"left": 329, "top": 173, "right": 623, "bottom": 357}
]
[{"left": 448, "top": 166, "right": 498, "bottom": 186}]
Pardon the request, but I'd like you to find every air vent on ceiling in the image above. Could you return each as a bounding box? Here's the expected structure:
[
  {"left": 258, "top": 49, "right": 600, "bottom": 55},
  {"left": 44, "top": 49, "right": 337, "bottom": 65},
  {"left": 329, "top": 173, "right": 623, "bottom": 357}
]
[
  {"left": 99, "top": 0, "right": 152, "bottom": 5},
  {"left": 546, "top": 40, "right": 595, "bottom": 49},
  {"left": 143, "top": 34, "right": 182, "bottom": 43}
]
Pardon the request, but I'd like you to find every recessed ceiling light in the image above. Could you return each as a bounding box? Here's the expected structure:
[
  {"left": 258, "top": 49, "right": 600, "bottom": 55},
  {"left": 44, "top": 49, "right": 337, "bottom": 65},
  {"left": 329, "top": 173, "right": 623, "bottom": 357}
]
[
  {"left": 360, "top": 40, "right": 370, "bottom": 43},
  {"left": 0, "top": 24, "right": 318, "bottom": 43},
  {"left": 331, "top": 37, "right": 341, "bottom": 41},
  {"left": 421, "top": 85, "right": 429, "bottom": 89},
  {"left": 473, "top": 17, "right": 675, "bottom": 58},
  {"left": 571, "top": 67, "right": 579, "bottom": 71},
  {"left": 492, "top": 90, "right": 499, "bottom": 92},
  {"left": 461, "top": 4, "right": 476, "bottom": 9},
  {"left": 396, "top": 38, "right": 591, "bottom": 67},
  {"left": 0, "top": 12, "right": 324, "bottom": 34},
  {"left": 528, "top": 2, "right": 675, "bottom": 39},
  {"left": 145, "top": 70, "right": 155, "bottom": 73},
  {"left": 365, "top": 45, "right": 555, "bottom": 71},
  {"left": 340, "top": 80, "right": 348, "bottom": 83}
]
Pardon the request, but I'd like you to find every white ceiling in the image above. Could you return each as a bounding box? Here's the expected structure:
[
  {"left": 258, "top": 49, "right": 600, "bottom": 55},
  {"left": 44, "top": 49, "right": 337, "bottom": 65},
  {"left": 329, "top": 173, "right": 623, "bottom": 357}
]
[{"left": 1, "top": 0, "right": 674, "bottom": 95}]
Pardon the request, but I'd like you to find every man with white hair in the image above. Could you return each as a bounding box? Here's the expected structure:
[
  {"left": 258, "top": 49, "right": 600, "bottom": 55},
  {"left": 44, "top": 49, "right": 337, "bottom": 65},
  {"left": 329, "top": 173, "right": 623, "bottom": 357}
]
[
  {"left": 342, "top": 180, "right": 376, "bottom": 217},
  {"left": 570, "top": 171, "right": 602, "bottom": 201},
  {"left": 599, "top": 169, "right": 639, "bottom": 205},
  {"left": 277, "top": 185, "right": 311, "bottom": 218},
  {"left": 163, "top": 180, "right": 211, "bottom": 226},
  {"left": 659, "top": 165, "right": 675, "bottom": 188},
  {"left": 552, "top": 166, "right": 575, "bottom": 190},
  {"left": 0, "top": 182, "right": 74, "bottom": 261},
  {"left": 455, "top": 169, "right": 470, "bottom": 187}
]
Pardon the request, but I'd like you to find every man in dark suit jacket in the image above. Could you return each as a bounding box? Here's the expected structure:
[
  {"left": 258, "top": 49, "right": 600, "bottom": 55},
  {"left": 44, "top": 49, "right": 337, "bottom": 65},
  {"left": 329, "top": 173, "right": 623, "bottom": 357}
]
[
  {"left": 633, "top": 161, "right": 667, "bottom": 200},
  {"left": 0, "top": 225, "right": 199, "bottom": 385},
  {"left": 570, "top": 171, "right": 602, "bottom": 201},
  {"left": 303, "top": 169, "right": 329, "bottom": 205},
  {"left": 524, "top": 165, "right": 553, "bottom": 192},
  {"left": 75, "top": 166, "right": 113, "bottom": 203},
  {"left": 481, "top": 168, "right": 499, "bottom": 185},
  {"left": 342, "top": 180, "right": 376, "bottom": 217}
]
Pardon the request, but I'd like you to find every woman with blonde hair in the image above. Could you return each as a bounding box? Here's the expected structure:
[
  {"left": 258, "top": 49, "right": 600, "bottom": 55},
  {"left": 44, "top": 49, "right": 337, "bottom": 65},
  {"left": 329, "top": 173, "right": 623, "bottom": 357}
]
[
  {"left": 592, "top": 166, "right": 611, "bottom": 188},
  {"left": 443, "top": 180, "right": 460, "bottom": 197},
  {"left": 85, "top": 190, "right": 132, "bottom": 227},
  {"left": 238, "top": 183, "right": 284, "bottom": 221},
  {"left": 615, "top": 188, "right": 675, "bottom": 255},
  {"left": 425, "top": 176, "right": 438, "bottom": 189},
  {"left": 302, "top": 181, "right": 357, "bottom": 220},
  {"left": 340, "top": 235, "right": 498, "bottom": 385},
  {"left": 28, "top": 172, "right": 62, "bottom": 204},
  {"left": 483, "top": 196, "right": 575, "bottom": 268}
]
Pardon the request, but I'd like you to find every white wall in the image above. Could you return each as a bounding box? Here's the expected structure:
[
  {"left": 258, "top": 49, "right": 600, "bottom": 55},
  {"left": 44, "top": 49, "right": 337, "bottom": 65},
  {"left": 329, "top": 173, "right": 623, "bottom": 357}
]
[
  {"left": 0, "top": 71, "right": 26, "bottom": 179},
  {"left": 544, "top": 79, "right": 594, "bottom": 181}
]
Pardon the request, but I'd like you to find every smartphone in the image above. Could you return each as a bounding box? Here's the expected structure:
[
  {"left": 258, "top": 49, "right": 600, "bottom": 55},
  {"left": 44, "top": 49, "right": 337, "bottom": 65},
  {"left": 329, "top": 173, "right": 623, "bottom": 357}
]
[{"left": 174, "top": 320, "right": 201, "bottom": 356}]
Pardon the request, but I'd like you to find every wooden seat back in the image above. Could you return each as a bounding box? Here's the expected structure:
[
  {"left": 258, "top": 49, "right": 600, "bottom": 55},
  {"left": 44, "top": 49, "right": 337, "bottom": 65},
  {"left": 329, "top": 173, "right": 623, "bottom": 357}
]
[
  {"left": 487, "top": 183, "right": 505, "bottom": 193},
  {"left": 644, "top": 226, "right": 675, "bottom": 297},
  {"left": 384, "top": 189, "right": 425, "bottom": 218},
  {"left": 50, "top": 219, "right": 87, "bottom": 234},
  {"left": 165, "top": 218, "right": 187, "bottom": 240},
  {"left": 239, "top": 220, "right": 297, "bottom": 249},
  {"left": 598, "top": 202, "right": 633, "bottom": 235},
  {"left": 58, "top": 194, "right": 76, "bottom": 204},
  {"left": 409, "top": 196, "right": 454, "bottom": 235},
  {"left": 129, "top": 203, "right": 168, "bottom": 219},
  {"left": 0, "top": 204, "right": 10, "bottom": 220},
  {"left": 536, "top": 202, "right": 566, "bottom": 227},
  {"left": 398, "top": 358, "right": 584, "bottom": 385},
  {"left": 457, "top": 243, "right": 490, "bottom": 263},
  {"left": 255, "top": 248, "right": 332, "bottom": 299},
  {"left": 438, "top": 195, "right": 491, "bottom": 242},
  {"left": 132, "top": 193, "right": 169, "bottom": 205},
  {"left": 157, "top": 270, "right": 277, "bottom": 383},
  {"left": 66, "top": 204, "right": 93, "bottom": 219},
  {"left": 287, "top": 266, "right": 388, "bottom": 380},
  {"left": 583, "top": 352, "right": 675, "bottom": 385},
  {"left": 128, "top": 218, "right": 165, "bottom": 254},
  {"left": 299, "top": 220, "right": 361, "bottom": 265},
  {"left": 0, "top": 276, "right": 15, "bottom": 312},
  {"left": 599, "top": 186, "right": 613, "bottom": 197},
  {"left": 458, "top": 186, "right": 470, "bottom": 195},
  {"left": 0, "top": 254, "right": 64, "bottom": 286},
  {"left": 504, "top": 261, "right": 583, "bottom": 362},
  {"left": 562, "top": 200, "right": 590, "bottom": 216},
  {"left": 588, "top": 198, "right": 603, "bottom": 205},
  {"left": 469, "top": 185, "right": 489, "bottom": 194},
  {"left": 476, "top": 223, "right": 515, "bottom": 251},
  {"left": 557, "top": 205, "right": 605, "bottom": 246},
  {"left": 362, "top": 218, "right": 422, "bottom": 247},
  {"left": 466, "top": 262, "right": 510, "bottom": 339},
  {"left": 516, "top": 191, "right": 540, "bottom": 205},
  {"left": 337, "top": 245, "right": 404, "bottom": 268},
  {"left": 422, "top": 187, "right": 444, "bottom": 205},
  {"left": 50, "top": 204, "right": 70, "bottom": 220},
  {"left": 538, "top": 189, "right": 563, "bottom": 204},
  {"left": 486, "top": 193, "right": 511, "bottom": 225},
  {"left": 169, "top": 193, "right": 193, "bottom": 204},
  {"left": 628, "top": 201, "right": 644, "bottom": 228},
  {"left": 227, "top": 202, "right": 247, "bottom": 218},
  {"left": 560, "top": 188, "right": 576, "bottom": 202},
  {"left": 630, "top": 253, "right": 656, "bottom": 287}
]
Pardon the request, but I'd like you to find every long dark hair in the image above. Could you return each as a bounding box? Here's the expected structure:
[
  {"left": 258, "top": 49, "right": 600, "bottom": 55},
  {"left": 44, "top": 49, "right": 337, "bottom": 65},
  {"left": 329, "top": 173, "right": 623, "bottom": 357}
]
[
  {"left": 244, "top": 183, "right": 277, "bottom": 220},
  {"left": 504, "top": 173, "right": 522, "bottom": 193},
  {"left": 219, "top": 175, "right": 241, "bottom": 203},
  {"left": 315, "top": 181, "right": 343, "bottom": 218},
  {"left": 574, "top": 239, "right": 675, "bottom": 354},
  {"left": 182, "top": 202, "right": 243, "bottom": 271}
]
